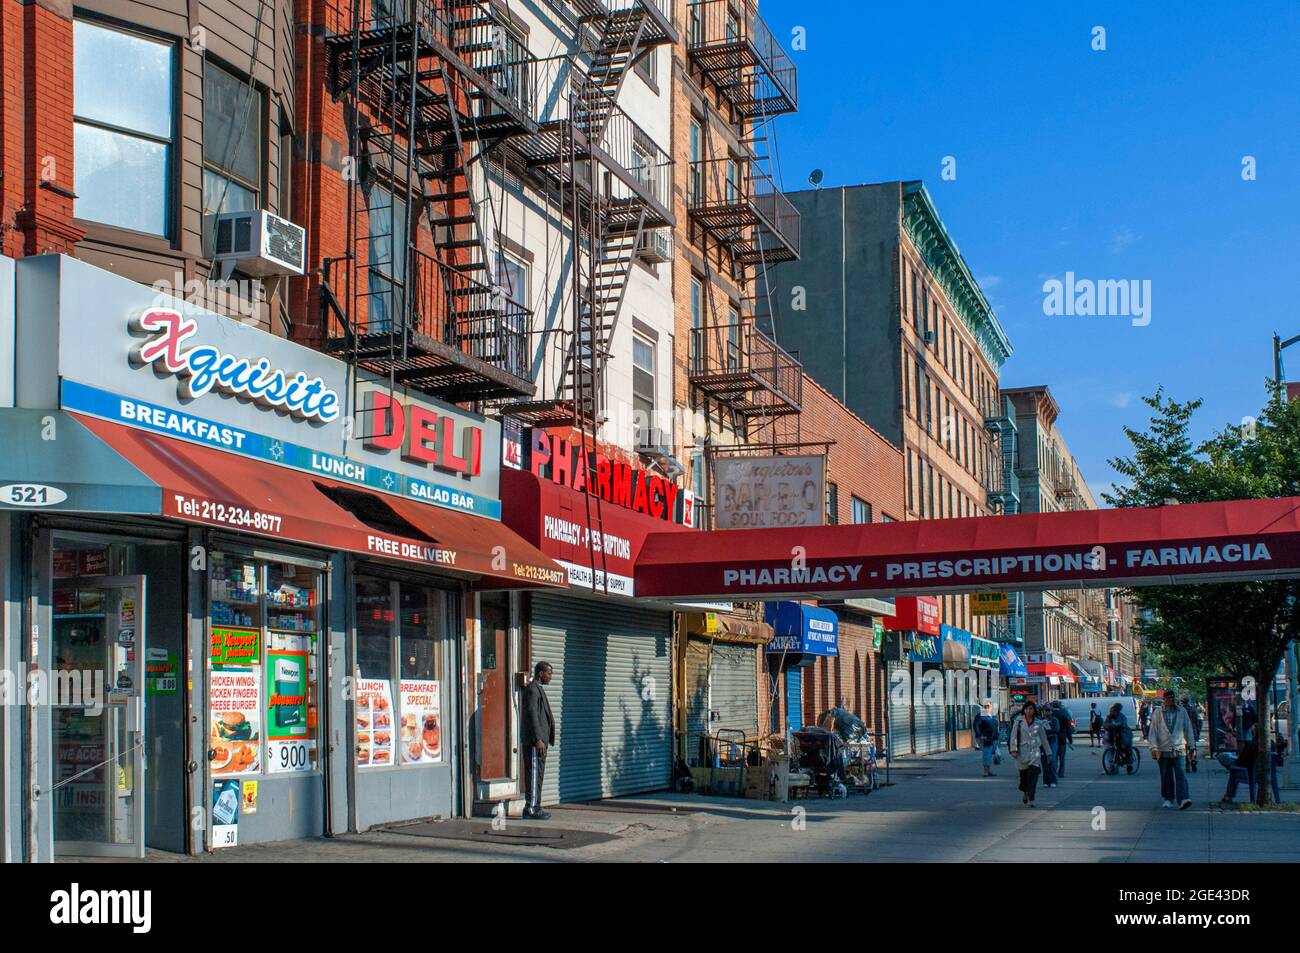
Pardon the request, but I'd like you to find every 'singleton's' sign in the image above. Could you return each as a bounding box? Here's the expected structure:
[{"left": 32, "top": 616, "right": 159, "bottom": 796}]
[{"left": 129, "top": 308, "right": 341, "bottom": 423}]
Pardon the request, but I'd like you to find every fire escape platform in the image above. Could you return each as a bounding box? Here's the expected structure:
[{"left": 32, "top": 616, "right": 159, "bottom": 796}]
[
  {"left": 326, "top": 331, "right": 536, "bottom": 404},
  {"left": 687, "top": 43, "right": 796, "bottom": 119}
]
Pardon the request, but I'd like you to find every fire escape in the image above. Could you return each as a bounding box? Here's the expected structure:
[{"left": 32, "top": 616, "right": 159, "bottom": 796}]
[
  {"left": 685, "top": 1, "right": 803, "bottom": 521},
  {"left": 320, "top": 0, "right": 541, "bottom": 406},
  {"left": 982, "top": 394, "right": 1022, "bottom": 642},
  {"left": 500, "top": 0, "right": 677, "bottom": 429}
]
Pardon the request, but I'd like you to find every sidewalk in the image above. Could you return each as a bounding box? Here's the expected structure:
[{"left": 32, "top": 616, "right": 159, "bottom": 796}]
[{"left": 92, "top": 742, "right": 1300, "bottom": 863}]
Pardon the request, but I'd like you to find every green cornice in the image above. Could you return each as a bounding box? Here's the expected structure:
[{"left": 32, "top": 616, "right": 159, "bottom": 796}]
[{"left": 901, "top": 181, "right": 1013, "bottom": 370}]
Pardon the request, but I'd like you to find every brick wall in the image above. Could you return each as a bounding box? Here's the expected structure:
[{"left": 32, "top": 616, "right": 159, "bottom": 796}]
[{"left": 798, "top": 372, "right": 905, "bottom": 524}]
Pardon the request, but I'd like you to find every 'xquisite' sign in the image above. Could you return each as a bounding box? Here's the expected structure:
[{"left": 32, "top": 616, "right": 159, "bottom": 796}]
[{"left": 130, "top": 308, "right": 341, "bottom": 423}]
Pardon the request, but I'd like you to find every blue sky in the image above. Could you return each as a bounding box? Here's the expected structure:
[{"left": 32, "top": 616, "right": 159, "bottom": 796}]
[{"left": 758, "top": 0, "right": 1300, "bottom": 501}]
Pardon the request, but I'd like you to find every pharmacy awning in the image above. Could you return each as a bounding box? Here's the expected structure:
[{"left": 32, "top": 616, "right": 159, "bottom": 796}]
[{"left": 633, "top": 496, "right": 1300, "bottom": 600}]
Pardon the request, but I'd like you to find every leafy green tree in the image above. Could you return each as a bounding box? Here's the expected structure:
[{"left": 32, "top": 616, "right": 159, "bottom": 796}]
[{"left": 1105, "top": 387, "right": 1299, "bottom": 805}]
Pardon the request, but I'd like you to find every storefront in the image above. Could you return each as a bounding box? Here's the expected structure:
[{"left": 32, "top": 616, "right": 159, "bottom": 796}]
[
  {"left": 764, "top": 602, "right": 839, "bottom": 735},
  {"left": 680, "top": 610, "right": 770, "bottom": 766},
  {"left": 501, "top": 429, "right": 698, "bottom": 805},
  {"left": 0, "top": 254, "right": 564, "bottom": 860},
  {"left": 1024, "top": 651, "right": 1076, "bottom": 704},
  {"left": 940, "top": 625, "right": 983, "bottom": 750},
  {"left": 881, "top": 596, "right": 943, "bottom": 757}
]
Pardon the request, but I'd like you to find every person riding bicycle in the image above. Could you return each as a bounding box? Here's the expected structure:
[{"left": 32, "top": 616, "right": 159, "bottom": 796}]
[{"left": 1104, "top": 703, "right": 1132, "bottom": 755}]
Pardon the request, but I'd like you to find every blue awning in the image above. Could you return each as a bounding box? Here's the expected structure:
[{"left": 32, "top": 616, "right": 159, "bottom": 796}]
[
  {"left": 940, "top": 624, "right": 973, "bottom": 669},
  {"left": 764, "top": 602, "right": 839, "bottom": 657},
  {"left": 999, "top": 644, "right": 1028, "bottom": 678}
]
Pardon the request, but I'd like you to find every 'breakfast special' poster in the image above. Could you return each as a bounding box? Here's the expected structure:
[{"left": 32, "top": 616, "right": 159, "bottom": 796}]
[{"left": 400, "top": 680, "right": 442, "bottom": 764}]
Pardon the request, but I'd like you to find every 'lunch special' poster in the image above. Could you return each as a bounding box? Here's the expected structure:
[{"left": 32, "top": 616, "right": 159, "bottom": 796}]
[
  {"left": 210, "top": 670, "right": 262, "bottom": 776},
  {"left": 355, "top": 678, "right": 394, "bottom": 768}
]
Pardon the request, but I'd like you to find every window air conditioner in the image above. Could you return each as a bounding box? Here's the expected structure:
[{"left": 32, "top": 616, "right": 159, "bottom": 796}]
[
  {"left": 637, "top": 228, "right": 673, "bottom": 264},
  {"left": 212, "top": 209, "right": 306, "bottom": 278}
]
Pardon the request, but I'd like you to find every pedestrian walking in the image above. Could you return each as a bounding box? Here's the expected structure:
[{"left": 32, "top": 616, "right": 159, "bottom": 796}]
[
  {"left": 1151, "top": 689, "right": 1193, "bottom": 809},
  {"left": 1182, "top": 696, "right": 1201, "bottom": 772},
  {"left": 974, "top": 701, "right": 1000, "bottom": 776},
  {"left": 521, "top": 660, "right": 555, "bottom": 820},
  {"left": 1139, "top": 701, "right": 1152, "bottom": 740},
  {"left": 1088, "top": 703, "right": 1102, "bottom": 748},
  {"left": 1040, "top": 701, "right": 1059, "bottom": 787},
  {"left": 1051, "top": 700, "right": 1074, "bottom": 778},
  {"left": 1009, "top": 700, "right": 1052, "bottom": 807}
]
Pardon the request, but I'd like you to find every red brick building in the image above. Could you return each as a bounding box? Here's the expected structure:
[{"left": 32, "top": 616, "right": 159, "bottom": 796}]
[{"left": 758, "top": 373, "right": 905, "bottom": 739}]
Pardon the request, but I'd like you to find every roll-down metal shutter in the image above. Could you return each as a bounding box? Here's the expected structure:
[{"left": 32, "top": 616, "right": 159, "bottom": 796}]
[
  {"left": 887, "top": 661, "right": 913, "bottom": 757},
  {"left": 529, "top": 594, "right": 672, "bottom": 804},
  {"left": 685, "top": 639, "right": 759, "bottom": 763},
  {"left": 785, "top": 668, "right": 803, "bottom": 731},
  {"left": 914, "top": 669, "right": 947, "bottom": 754}
]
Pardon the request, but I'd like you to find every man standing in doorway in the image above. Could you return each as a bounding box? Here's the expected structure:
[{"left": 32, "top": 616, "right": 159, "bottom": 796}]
[{"left": 522, "top": 660, "right": 555, "bottom": 821}]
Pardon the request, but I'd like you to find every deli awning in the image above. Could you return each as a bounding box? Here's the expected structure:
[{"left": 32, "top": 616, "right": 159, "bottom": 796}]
[
  {"left": 633, "top": 497, "right": 1300, "bottom": 600},
  {"left": 71, "top": 415, "right": 566, "bottom": 588}
]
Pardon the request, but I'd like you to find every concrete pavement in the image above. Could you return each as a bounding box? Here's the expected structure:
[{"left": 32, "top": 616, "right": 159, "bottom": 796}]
[{"left": 92, "top": 740, "right": 1299, "bottom": 863}]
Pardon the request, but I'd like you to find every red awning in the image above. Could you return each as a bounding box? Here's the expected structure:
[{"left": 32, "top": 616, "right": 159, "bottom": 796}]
[
  {"left": 1027, "top": 661, "right": 1076, "bottom": 683},
  {"left": 634, "top": 496, "right": 1300, "bottom": 600},
  {"left": 74, "top": 415, "right": 566, "bottom": 588}
]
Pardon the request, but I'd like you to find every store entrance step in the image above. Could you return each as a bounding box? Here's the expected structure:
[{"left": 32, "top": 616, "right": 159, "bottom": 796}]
[{"left": 378, "top": 819, "right": 618, "bottom": 850}]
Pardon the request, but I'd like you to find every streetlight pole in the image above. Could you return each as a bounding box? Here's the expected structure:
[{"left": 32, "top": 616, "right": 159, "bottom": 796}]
[{"left": 1271, "top": 332, "right": 1300, "bottom": 787}]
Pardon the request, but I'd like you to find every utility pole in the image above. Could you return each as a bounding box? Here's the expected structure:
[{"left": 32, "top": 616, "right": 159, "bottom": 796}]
[{"left": 1271, "top": 332, "right": 1300, "bottom": 787}]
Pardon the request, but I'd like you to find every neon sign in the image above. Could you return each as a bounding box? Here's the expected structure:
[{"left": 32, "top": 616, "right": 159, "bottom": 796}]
[{"left": 129, "top": 308, "right": 341, "bottom": 423}]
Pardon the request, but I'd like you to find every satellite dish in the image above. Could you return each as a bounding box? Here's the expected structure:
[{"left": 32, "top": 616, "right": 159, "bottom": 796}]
[{"left": 808, "top": 169, "right": 824, "bottom": 189}]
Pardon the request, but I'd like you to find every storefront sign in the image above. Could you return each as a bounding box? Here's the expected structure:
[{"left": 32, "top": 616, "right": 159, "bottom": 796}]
[
  {"left": 209, "top": 670, "right": 262, "bottom": 776},
  {"left": 909, "top": 633, "right": 941, "bottom": 664},
  {"left": 972, "top": 592, "right": 1008, "bottom": 615},
  {"left": 131, "top": 307, "right": 341, "bottom": 422},
  {"left": 527, "top": 429, "right": 692, "bottom": 526},
  {"left": 211, "top": 626, "right": 261, "bottom": 666},
  {"left": 266, "top": 650, "right": 312, "bottom": 774},
  {"left": 883, "top": 596, "right": 941, "bottom": 635},
  {"left": 399, "top": 680, "right": 442, "bottom": 764},
  {"left": 23, "top": 256, "right": 501, "bottom": 518},
  {"left": 970, "top": 636, "right": 1000, "bottom": 670},
  {"left": 355, "top": 678, "right": 394, "bottom": 768},
  {"left": 712, "top": 454, "right": 825, "bottom": 529},
  {"left": 765, "top": 602, "right": 839, "bottom": 657}
]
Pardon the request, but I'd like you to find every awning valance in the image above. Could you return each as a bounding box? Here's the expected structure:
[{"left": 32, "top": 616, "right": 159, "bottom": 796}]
[{"left": 50, "top": 414, "right": 566, "bottom": 589}]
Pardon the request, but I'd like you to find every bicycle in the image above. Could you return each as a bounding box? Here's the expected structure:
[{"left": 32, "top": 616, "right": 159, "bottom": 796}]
[{"left": 1103, "top": 740, "right": 1141, "bottom": 775}]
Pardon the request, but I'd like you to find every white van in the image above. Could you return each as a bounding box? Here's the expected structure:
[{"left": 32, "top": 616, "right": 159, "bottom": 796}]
[{"left": 1057, "top": 696, "right": 1139, "bottom": 736}]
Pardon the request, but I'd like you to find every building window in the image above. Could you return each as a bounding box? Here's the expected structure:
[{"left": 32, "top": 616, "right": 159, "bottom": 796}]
[
  {"left": 203, "top": 61, "right": 264, "bottom": 243},
  {"left": 634, "top": 48, "right": 659, "bottom": 87},
  {"left": 826, "top": 482, "right": 839, "bottom": 525},
  {"left": 689, "top": 275, "right": 704, "bottom": 368},
  {"left": 633, "top": 335, "right": 657, "bottom": 442},
  {"left": 906, "top": 449, "right": 914, "bottom": 513},
  {"left": 882, "top": 513, "right": 897, "bottom": 523},
  {"left": 726, "top": 305, "right": 741, "bottom": 370},
  {"left": 366, "top": 184, "right": 408, "bottom": 334},
  {"left": 73, "top": 20, "right": 176, "bottom": 236},
  {"left": 495, "top": 252, "right": 528, "bottom": 304},
  {"left": 851, "top": 497, "right": 871, "bottom": 524},
  {"left": 688, "top": 117, "right": 703, "bottom": 206}
]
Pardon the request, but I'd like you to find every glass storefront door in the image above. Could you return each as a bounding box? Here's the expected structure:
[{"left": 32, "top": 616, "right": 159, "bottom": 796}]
[{"left": 51, "top": 574, "right": 147, "bottom": 858}]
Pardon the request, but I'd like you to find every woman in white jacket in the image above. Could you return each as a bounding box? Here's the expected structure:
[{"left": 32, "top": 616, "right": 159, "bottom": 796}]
[{"left": 1009, "top": 700, "right": 1052, "bottom": 807}]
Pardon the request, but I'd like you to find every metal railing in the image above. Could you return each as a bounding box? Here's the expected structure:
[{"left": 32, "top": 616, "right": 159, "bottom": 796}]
[
  {"left": 532, "top": 56, "right": 673, "bottom": 216},
  {"left": 688, "top": 155, "right": 799, "bottom": 259},
  {"left": 686, "top": 0, "right": 797, "bottom": 114},
  {"left": 689, "top": 322, "right": 802, "bottom": 411}
]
